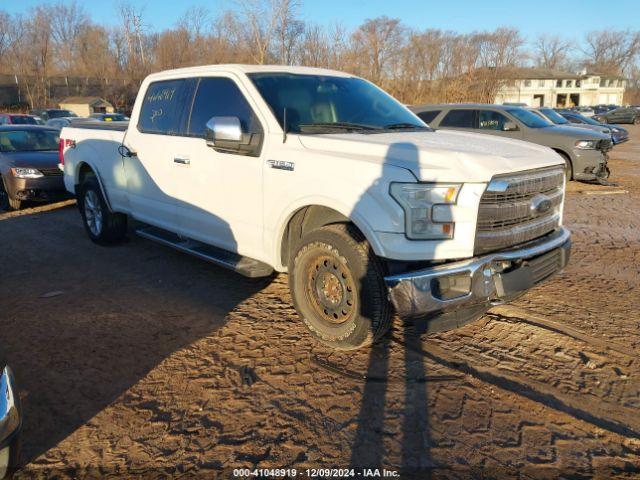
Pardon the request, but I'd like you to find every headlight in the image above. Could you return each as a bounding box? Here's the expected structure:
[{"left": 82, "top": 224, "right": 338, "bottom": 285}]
[
  {"left": 390, "top": 183, "right": 460, "bottom": 239},
  {"left": 11, "top": 167, "right": 44, "bottom": 178},
  {"left": 574, "top": 140, "right": 599, "bottom": 150}
]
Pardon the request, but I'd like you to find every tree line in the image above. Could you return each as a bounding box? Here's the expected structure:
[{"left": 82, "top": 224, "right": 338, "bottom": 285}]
[{"left": 1, "top": 0, "right": 639, "bottom": 110}]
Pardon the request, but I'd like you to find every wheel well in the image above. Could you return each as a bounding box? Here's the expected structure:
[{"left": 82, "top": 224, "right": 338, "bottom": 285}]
[
  {"left": 280, "top": 205, "right": 352, "bottom": 266},
  {"left": 78, "top": 163, "right": 95, "bottom": 183},
  {"left": 552, "top": 149, "right": 572, "bottom": 173}
]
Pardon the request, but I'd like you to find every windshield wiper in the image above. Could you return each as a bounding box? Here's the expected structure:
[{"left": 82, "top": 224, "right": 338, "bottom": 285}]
[
  {"left": 298, "top": 122, "right": 381, "bottom": 132},
  {"left": 383, "top": 122, "right": 430, "bottom": 130}
]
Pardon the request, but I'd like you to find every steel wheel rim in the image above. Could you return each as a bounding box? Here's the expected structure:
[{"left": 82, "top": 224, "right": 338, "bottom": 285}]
[
  {"left": 84, "top": 190, "right": 103, "bottom": 236},
  {"left": 305, "top": 254, "right": 356, "bottom": 325}
]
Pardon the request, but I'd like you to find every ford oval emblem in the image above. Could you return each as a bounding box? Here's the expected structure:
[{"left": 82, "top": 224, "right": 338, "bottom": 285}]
[{"left": 530, "top": 195, "right": 552, "bottom": 215}]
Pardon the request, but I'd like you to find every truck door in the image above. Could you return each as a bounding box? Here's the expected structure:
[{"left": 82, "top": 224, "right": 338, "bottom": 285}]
[
  {"left": 171, "top": 76, "right": 266, "bottom": 261},
  {"left": 122, "top": 78, "right": 194, "bottom": 230}
]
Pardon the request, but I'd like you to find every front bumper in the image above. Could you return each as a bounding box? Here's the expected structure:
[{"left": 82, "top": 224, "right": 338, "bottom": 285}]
[
  {"left": 571, "top": 149, "right": 609, "bottom": 181},
  {"left": 385, "top": 227, "right": 571, "bottom": 322},
  {"left": 0, "top": 367, "right": 21, "bottom": 479},
  {"left": 5, "top": 175, "right": 67, "bottom": 202}
]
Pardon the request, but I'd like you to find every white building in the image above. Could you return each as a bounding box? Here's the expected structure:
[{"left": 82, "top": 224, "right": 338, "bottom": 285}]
[{"left": 495, "top": 68, "right": 626, "bottom": 108}]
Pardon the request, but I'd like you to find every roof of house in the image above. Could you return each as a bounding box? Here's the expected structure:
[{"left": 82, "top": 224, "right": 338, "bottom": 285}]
[
  {"left": 507, "top": 67, "right": 625, "bottom": 81},
  {"left": 59, "top": 96, "right": 112, "bottom": 105}
]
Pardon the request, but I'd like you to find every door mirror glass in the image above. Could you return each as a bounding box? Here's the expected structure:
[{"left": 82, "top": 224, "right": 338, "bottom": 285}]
[
  {"left": 205, "top": 116, "right": 243, "bottom": 144},
  {"left": 503, "top": 121, "right": 518, "bottom": 131}
]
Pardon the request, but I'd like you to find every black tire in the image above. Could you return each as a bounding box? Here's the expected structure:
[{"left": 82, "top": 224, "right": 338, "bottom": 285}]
[
  {"left": 289, "top": 223, "right": 391, "bottom": 350},
  {"left": 78, "top": 176, "right": 127, "bottom": 245},
  {"left": 557, "top": 151, "right": 573, "bottom": 182},
  {"left": 634, "top": 116, "right": 640, "bottom": 125},
  {"left": 0, "top": 177, "right": 9, "bottom": 211}
]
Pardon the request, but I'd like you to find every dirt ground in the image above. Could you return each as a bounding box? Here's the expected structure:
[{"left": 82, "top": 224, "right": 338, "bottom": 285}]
[{"left": 1, "top": 127, "right": 640, "bottom": 479}]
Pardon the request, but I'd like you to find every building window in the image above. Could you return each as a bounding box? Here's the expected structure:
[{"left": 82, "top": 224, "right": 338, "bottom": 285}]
[
  {"left": 539, "top": 80, "right": 545, "bottom": 87},
  {"left": 556, "top": 80, "right": 562, "bottom": 87},
  {"left": 524, "top": 80, "right": 532, "bottom": 87},
  {"left": 576, "top": 80, "right": 581, "bottom": 87},
  {"left": 600, "top": 78, "right": 606, "bottom": 87},
  {"left": 566, "top": 80, "right": 573, "bottom": 87}
]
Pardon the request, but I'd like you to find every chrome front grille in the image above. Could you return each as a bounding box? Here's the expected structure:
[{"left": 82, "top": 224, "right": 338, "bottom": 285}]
[{"left": 475, "top": 167, "right": 565, "bottom": 255}]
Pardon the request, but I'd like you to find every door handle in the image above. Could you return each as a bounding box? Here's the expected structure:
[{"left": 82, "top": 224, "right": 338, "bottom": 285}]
[{"left": 174, "top": 157, "right": 190, "bottom": 165}]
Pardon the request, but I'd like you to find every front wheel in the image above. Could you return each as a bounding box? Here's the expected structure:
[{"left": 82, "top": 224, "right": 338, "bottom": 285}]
[
  {"left": 634, "top": 117, "right": 640, "bottom": 125},
  {"left": 0, "top": 179, "right": 20, "bottom": 211},
  {"left": 78, "top": 176, "right": 127, "bottom": 245},
  {"left": 289, "top": 224, "right": 391, "bottom": 350}
]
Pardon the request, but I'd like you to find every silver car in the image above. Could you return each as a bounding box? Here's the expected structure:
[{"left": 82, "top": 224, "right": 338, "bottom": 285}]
[
  {"left": 0, "top": 366, "right": 20, "bottom": 478},
  {"left": 411, "top": 104, "right": 612, "bottom": 181}
]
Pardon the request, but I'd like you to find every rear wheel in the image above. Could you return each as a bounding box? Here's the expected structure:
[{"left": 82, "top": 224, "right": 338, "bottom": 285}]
[
  {"left": 289, "top": 224, "right": 391, "bottom": 350},
  {"left": 78, "top": 176, "right": 127, "bottom": 245}
]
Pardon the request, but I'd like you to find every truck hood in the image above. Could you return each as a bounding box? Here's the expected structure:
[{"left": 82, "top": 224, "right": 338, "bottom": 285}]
[{"left": 298, "top": 130, "right": 563, "bottom": 182}]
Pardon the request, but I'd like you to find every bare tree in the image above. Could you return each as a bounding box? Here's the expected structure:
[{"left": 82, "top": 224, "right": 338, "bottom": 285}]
[
  {"left": 350, "top": 16, "right": 403, "bottom": 84},
  {"left": 533, "top": 34, "right": 571, "bottom": 70},
  {"left": 582, "top": 29, "right": 640, "bottom": 75},
  {"left": 49, "top": 0, "right": 89, "bottom": 73}
]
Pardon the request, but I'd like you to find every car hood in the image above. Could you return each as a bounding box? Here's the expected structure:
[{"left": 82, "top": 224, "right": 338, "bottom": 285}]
[
  {"left": 541, "top": 125, "right": 610, "bottom": 139},
  {"left": 0, "top": 150, "right": 59, "bottom": 169},
  {"left": 297, "top": 129, "right": 563, "bottom": 182},
  {"left": 564, "top": 123, "right": 611, "bottom": 135}
]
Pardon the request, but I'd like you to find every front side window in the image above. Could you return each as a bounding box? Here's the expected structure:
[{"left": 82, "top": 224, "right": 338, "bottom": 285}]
[
  {"left": 507, "top": 108, "right": 552, "bottom": 128},
  {"left": 478, "top": 110, "right": 509, "bottom": 130},
  {"left": 138, "top": 79, "right": 192, "bottom": 135},
  {"left": 440, "top": 109, "right": 476, "bottom": 128},
  {"left": 539, "top": 108, "right": 569, "bottom": 125},
  {"left": 0, "top": 129, "right": 59, "bottom": 152},
  {"left": 249, "top": 73, "right": 425, "bottom": 133},
  {"left": 188, "top": 77, "right": 262, "bottom": 137}
]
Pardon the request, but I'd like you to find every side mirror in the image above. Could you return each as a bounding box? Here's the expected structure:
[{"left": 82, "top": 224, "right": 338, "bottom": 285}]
[
  {"left": 503, "top": 121, "right": 518, "bottom": 131},
  {"left": 205, "top": 116, "right": 262, "bottom": 157},
  {"left": 205, "top": 116, "right": 242, "bottom": 144}
]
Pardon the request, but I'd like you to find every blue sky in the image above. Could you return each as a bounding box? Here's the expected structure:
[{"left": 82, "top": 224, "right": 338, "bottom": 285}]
[{"left": 4, "top": 0, "right": 640, "bottom": 42}]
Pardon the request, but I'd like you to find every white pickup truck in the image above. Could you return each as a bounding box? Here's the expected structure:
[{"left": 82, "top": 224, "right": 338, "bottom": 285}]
[{"left": 60, "top": 65, "right": 571, "bottom": 349}]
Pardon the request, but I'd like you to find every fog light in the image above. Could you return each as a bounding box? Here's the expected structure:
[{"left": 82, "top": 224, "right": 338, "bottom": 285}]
[
  {"left": 431, "top": 273, "right": 472, "bottom": 300},
  {"left": 0, "top": 445, "right": 9, "bottom": 479}
]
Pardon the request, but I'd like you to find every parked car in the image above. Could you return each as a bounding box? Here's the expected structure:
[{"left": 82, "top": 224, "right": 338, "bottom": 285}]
[
  {"left": 45, "top": 117, "right": 99, "bottom": 130},
  {"left": 529, "top": 107, "right": 615, "bottom": 139},
  {"left": 29, "top": 109, "right": 77, "bottom": 121},
  {"left": 0, "top": 126, "right": 66, "bottom": 210},
  {"left": 0, "top": 114, "right": 38, "bottom": 126},
  {"left": 59, "top": 65, "right": 571, "bottom": 349},
  {"left": 411, "top": 104, "right": 611, "bottom": 181},
  {"left": 89, "top": 113, "right": 130, "bottom": 122},
  {"left": 593, "top": 107, "right": 640, "bottom": 125},
  {"left": 557, "top": 110, "right": 628, "bottom": 145},
  {"left": 570, "top": 106, "right": 594, "bottom": 117},
  {"left": 0, "top": 365, "right": 21, "bottom": 479}
]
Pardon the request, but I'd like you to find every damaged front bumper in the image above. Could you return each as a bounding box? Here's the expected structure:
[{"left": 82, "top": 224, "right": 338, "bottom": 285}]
[
  {"left": 0, "top": 367, "right": 21, "bottom": 479},
  {"left": 385, "top": 228, "right": 571, "bottom": 326}
]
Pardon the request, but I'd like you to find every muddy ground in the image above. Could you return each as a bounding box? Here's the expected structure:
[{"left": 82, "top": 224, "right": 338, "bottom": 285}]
[{"left": 1, "top": 127, "right": 640, "bottom": 479}]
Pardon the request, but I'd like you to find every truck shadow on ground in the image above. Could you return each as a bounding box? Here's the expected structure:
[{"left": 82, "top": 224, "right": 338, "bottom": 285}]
[{"left": 0, "top": 202, "right": 273, "bottom": 466}]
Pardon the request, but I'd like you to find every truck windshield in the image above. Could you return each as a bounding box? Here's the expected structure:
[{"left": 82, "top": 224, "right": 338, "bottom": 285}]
[
  {"left": 539, "top": 108, "right": 569, "bottom": 125},
  {"left": 0, "top": 129, "right": 59, "bottom": 152},
  {"left": 507, "top": 108, "right": 552, "bottom": 128},
  {"left": 248, "top": 73, "right": 426, "bottom": 133}
]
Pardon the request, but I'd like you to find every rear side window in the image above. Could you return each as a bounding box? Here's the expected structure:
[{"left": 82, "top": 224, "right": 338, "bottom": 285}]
[
  {"left": 440, "top": 109, "right": 476, "bottom": 128},
  {"left": 416, "top": 110, "right": 441, "bottom": 124},
  {"left": 188, "top": 77, "right": 262, "bottom": 137},
  {"left": 478, "top": 110, "right": 509, "bottom": 130},
  {"left": 138, "top": 79, "right": 193, "bottom": 135}
]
